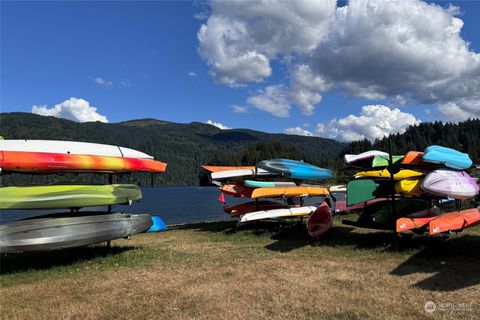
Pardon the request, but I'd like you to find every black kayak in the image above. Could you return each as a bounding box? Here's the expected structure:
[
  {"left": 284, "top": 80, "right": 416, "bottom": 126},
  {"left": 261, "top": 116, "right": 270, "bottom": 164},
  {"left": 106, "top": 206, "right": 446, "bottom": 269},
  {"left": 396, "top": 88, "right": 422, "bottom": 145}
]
[{"left": 0, "top": 212, "right": 152, "bottom": 253}]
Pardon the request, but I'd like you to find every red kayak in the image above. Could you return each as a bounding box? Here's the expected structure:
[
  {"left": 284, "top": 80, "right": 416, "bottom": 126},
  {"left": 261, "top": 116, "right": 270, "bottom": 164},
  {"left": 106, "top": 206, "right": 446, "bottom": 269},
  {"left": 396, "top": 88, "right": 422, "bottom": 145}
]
[
  {"left": 429, "top": 208, "right": 480, "bottom": 235},
  {"left": 0, "top": 151, "right": 167, "bottom": 173},
  {"left": 223, "top": 200, "right": 289, "bottom": 217},
  {"left": 307, "top": 202, "right": 333, "bottom": 240}
]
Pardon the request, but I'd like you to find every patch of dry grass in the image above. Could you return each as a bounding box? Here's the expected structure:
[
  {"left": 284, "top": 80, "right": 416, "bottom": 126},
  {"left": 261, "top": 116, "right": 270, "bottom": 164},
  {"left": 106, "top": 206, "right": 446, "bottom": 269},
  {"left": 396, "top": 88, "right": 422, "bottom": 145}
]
[{"left": 1, "top": 217, "right": 479, "bottom": 319}]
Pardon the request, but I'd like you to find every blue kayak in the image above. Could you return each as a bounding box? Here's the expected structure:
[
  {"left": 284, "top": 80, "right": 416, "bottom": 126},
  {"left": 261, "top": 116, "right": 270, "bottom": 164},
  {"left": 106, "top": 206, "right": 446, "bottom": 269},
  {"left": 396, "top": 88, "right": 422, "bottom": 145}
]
[
  {"left": 422, "top": 145, "right": 472, "bottom": 170},
  {"left": 256, "top": 159, "right": 333, "bottom": 181},
  {"left": 146, "top": 215, "right": 167, "bottom": 232}
]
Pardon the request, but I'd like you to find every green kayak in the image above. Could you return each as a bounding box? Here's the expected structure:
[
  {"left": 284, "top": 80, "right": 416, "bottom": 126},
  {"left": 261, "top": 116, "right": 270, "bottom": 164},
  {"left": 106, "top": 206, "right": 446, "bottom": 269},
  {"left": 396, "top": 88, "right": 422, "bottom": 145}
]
[
  {"left": 370, "top": 199, "right": 430, "bottom": 226},
  {"left": 347, "top": 179, "right": 394, "bottom": 206},
  {"left": 371, "top": 155, "right": 404, "bottom": 168},
  {"left": 0, "top": 184, "right": 142, "bottom": 210}
]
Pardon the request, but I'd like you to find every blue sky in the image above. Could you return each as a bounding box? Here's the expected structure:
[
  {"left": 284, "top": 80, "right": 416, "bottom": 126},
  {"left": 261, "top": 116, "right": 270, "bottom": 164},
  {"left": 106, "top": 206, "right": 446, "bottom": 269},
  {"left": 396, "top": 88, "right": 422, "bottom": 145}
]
[{"left": 2, "top": 0, "right": 479, "bottom": 141}]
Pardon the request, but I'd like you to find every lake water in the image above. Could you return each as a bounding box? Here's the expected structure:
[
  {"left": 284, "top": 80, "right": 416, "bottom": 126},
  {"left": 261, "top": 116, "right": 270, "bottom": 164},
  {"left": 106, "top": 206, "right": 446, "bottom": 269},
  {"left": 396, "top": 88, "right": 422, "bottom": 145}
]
[{"left": 0, "top": 186, "right": 327, "bottom": 225}]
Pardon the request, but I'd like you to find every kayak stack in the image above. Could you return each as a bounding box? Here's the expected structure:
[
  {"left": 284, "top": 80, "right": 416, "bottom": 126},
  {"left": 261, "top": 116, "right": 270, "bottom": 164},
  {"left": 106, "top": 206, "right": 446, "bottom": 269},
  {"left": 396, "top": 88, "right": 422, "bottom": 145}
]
[
  {"left": 342, "top": 145, "right": 480, "bottom": 234},
  {"left": 0, "top": 139, "right": 168, "bottom": 253},
  {"left": 202, "top": 159, "right": 334, "bottom": 240}
]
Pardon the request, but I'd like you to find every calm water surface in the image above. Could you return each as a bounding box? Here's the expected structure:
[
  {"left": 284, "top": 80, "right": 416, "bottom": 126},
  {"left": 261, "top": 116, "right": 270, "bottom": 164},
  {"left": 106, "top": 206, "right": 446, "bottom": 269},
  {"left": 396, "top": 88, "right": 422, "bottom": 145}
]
[{"left": 1, "top": 186, "right": 242, "bottom": 225}]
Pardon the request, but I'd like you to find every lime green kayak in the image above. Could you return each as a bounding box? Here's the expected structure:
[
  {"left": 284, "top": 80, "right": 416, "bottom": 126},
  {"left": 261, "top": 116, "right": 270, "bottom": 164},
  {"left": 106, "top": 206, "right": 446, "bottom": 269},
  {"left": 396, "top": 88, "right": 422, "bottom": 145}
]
[
  {"left": 371, "top": 155, "right": 404, "bottom": 168},
  {"left": 0, "top": 184, "right": 142, "bottom": 210}
]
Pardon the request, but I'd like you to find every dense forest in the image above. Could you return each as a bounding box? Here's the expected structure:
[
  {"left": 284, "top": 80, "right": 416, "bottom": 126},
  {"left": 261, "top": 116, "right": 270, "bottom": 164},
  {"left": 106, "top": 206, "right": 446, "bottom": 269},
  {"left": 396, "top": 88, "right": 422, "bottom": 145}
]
[
  {"left": 0, "top": 113, "right": 343, "bottom": 186},
  {"left": 1, "top": 113, "right": 478, "bottom": 186}
]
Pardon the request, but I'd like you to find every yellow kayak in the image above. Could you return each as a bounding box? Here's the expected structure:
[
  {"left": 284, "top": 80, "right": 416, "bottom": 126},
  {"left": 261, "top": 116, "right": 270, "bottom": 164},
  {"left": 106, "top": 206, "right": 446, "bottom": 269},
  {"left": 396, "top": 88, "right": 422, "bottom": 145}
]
[
  {"left": 354, "top": 169, "right": 423, "bottom": 180},
  {"left": 395, "top": 177, "right": 424, "bottom": 196},
  {"left": 251, "top": 186, "right": 329, "bottom": 199}
]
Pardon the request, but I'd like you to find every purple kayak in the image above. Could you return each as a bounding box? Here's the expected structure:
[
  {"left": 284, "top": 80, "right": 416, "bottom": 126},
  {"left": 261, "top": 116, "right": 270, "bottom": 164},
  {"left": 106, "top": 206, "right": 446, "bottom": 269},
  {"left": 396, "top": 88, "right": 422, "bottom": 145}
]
[{"left": 421, "top": 169, "right": 479, "bottom": 200}]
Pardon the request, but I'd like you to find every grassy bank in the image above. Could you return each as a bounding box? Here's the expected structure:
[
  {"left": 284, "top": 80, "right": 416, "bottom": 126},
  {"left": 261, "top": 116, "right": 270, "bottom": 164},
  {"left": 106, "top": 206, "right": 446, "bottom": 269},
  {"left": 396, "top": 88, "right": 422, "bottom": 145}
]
[{"left": 1, "top": 215, "right": 479, "bottom": 320}]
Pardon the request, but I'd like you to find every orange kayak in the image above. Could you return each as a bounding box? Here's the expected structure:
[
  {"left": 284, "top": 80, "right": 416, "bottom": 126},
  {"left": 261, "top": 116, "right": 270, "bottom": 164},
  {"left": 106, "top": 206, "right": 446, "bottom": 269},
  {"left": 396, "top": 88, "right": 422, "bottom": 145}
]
[
  {"left": 201, "top": 165, "right": 256, "bottom": 173},
  {"left": 396, "top": 216, "right": 437, "bottom": 233},
  {"left": 220, "top": 183, "right": 255, "bottom": 198},
  {"left": 429, "top": 208, "right": 480, "bottom": 235},
  {"left": 0, "top": 151, "right": 167, "bottom": 173}
]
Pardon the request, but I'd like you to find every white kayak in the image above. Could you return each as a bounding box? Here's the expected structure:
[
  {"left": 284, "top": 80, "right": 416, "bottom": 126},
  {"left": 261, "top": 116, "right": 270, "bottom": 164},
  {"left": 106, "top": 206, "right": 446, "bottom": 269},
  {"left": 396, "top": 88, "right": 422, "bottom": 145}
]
[
  {"left": 344, "top": 150, "right": 389, "bottom": 164},
  {"left": 0, "top": 139, "right": 153, "bottom": 159},
  {"left": 240, "top": 206, "right": 317, "bottom": 222},
  {"left": 329, "top": 185, "right": 347, "bottom": 193},
  {"left": 211, "top": 168, "right": 276, "bottom": 180}
]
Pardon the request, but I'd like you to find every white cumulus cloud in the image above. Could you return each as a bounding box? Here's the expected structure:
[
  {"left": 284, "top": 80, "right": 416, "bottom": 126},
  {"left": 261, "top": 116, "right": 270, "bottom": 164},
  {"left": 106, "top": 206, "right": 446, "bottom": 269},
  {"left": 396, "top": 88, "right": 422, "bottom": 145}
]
[
  {"left": 206, "top": 120, "right": 230, "bottom": 130},
  {"left": 316, "top": 105, "right": 420, "bottom": 142},
  {"left": 32, "top": 97, "right": 109, "bottom": 123},
  {"left": 197, "top": 0, "right": 480, "bottom": 119},
  {"left": 197, "top": 0, "right": 336, "bottom": 87},
  {"left": 284, "top": 127, "right": 313, "bottom": 137}
]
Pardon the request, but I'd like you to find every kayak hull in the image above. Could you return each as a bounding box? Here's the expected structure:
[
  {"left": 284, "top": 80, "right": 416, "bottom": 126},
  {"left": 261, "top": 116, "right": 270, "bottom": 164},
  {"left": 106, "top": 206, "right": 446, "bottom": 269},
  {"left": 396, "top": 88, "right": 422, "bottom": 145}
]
[{"left": 0, "top": 212, "right": 152, "bottom": 253}]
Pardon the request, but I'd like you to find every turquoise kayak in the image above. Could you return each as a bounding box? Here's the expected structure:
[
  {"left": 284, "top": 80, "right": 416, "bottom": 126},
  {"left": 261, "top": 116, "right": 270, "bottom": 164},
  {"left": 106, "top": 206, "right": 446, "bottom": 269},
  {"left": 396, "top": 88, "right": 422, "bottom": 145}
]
[
  {"left": 422, "top": 145, "right": 472, "bottom": 170},
  {"left": 243, "top": 180, "right": 297, "bottom": 188}
]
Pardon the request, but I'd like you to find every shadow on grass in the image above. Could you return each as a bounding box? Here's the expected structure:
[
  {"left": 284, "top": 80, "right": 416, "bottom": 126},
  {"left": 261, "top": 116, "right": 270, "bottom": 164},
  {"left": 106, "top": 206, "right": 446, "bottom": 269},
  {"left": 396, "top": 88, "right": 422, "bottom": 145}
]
[
  {"left": 0, "top": 245, "right": 137, "bottom": 275},
  {"left": 390, "top": 234, "right": 480, "bottom": 292},
  {"left": 177, "top": 221, "right": 480, "bottom": 291}
]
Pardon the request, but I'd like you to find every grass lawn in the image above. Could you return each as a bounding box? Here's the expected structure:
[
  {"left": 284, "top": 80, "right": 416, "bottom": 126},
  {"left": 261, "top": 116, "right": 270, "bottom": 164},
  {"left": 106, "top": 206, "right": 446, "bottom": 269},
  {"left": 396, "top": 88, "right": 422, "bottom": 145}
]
[{"left": 1, "top": 215, "right": 479, "bottom": 320}]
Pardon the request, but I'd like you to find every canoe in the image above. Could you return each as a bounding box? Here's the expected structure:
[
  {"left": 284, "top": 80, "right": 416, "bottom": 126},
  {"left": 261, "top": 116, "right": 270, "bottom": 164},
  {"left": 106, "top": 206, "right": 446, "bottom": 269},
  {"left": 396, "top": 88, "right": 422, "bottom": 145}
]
[
  {"left": 0, "top": 151, "right": 167, "bottom": 173},
  {"left": 370, "top": 199, "right": 430, "bottom": 226},
  {"left": 243, "top": 180, "right": 298, "bottom": 188},
  {"left": 0, "top": 212, "right": 152, "bottom": 253},
  {"left": 211, "top": 168, "right": 274, "bottom": 180},
  {"left": 240, "top": 206, "right": 317, "bottom": 222},
  {"left": 421, "top": 169, "right": 479, "bottom": 200},
  {"left": 223, "top": 200, "right": 289, "bottom": 217},
  {"left": 0, "top": 139, "right": 153, "bottom": 159},
  {"left": 256, "top": 159, "right": 333, "bottom": 181},
  {"left": 354, "top": 169, "right": 424, "bottom": 180},
  {"left": 422, "top": 145, "right": 472, "bottom": 170},
  {"left": 371, "top": 155, "right": 404, "bottom": 168},
  {"left": 346, "top": 179, "right": 394, "bottom": 206},
  {"left": 429, "top": 208, "right": 480, "bottom": 235},
  {"left": 307, "top": 202, "right": 332, "bottom": 240},
  {"left": 201, "top": 165, "right": 256, "bottom": 173},
  {"left": 344, "top": 150, "right": 389, "bottom": 164},
  {"left": 251, "top": 186, "right": 329, "bottom": 199},
  {"left": 220, "top": 183, "right": 255, "bottom": 197},
  {"left": 0, "top": 184, "right": 142, "bottom": 210},
  {"left": 395, "top": 177, "right": 424, "bottom": 196}
]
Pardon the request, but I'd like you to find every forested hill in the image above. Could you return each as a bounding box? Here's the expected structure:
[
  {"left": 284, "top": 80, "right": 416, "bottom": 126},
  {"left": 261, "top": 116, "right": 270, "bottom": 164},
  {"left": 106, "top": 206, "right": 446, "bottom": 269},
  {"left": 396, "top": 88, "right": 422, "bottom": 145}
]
[
  {"left": 0, "top": 113, "right": 344, "bottom": 185},
  {"left": 1, "top": 113, "right": 478, "bottom": 185},
  {"left": 343, "top": 119, "right": 480, "bottom": 162}
]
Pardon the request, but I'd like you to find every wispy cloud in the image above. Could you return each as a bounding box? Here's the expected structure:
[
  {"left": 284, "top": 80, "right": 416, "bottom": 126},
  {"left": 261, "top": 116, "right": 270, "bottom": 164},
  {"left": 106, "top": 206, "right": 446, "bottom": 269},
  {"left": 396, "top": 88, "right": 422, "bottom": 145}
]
[
  {"left": 188, "top": 71, "right": 198, "bottom": 78},
  {"left": 231, "top": 105, "right": 248, "bottom": 113},
  {"left": 94, "top": 77, "right": 113, "bottom": 87}
]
